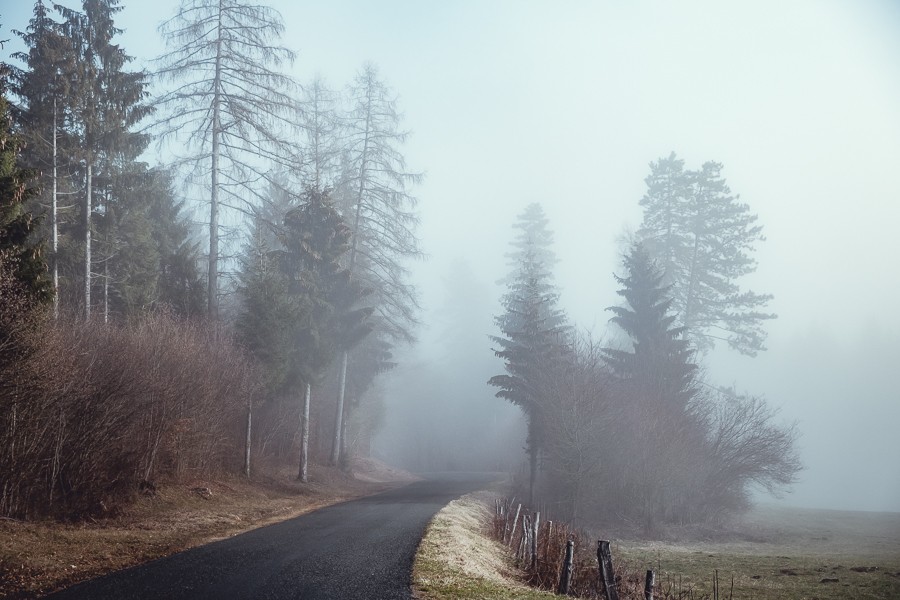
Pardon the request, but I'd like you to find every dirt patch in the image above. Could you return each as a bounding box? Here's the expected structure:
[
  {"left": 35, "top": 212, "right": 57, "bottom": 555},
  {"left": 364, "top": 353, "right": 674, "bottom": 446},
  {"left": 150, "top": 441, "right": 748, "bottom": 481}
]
[{"left": 0, "top": 460, "right": 412, "bottom": 599}]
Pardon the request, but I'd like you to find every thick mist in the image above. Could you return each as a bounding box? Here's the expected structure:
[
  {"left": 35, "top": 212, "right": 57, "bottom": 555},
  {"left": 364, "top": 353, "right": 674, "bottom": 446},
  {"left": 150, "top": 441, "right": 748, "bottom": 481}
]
[
  {"left": 373, "top": 260, "right": 525, "bottom": 473},
  {"left": 5, "top": 0, "right": 898, "bottom": 513}
]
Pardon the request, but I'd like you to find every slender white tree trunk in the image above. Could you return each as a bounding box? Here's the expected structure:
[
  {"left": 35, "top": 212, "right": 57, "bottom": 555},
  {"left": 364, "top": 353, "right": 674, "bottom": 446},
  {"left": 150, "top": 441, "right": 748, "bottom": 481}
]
[
  {"left": 103, "top": 256, "right": 109, "bottom": 323},
  {"left": 84, "top": 161, "right": 92, "bottom": 321},
  {"left": 208, "top": 2, "right": 224, "bottom": 320},
  {"left": 332, "top": 89, "right": 372, "bottom": 466},
  {"left": 299, "top": 382, "right": 311, "bottom": 482},
  {"left": 244, "top": 401, "right": 252, "bottom": 478},
  {"left": 52, "top": 98, "right": 58, "bottom": 319},
  {"left": 331, "top": 355, "right": 348, "bottom": 466}
]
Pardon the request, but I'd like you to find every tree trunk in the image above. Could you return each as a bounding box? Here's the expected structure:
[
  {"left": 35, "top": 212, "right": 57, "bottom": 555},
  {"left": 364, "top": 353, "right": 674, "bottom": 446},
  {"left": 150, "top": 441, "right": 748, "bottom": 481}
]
[
  {"left": 299, "top": 382, "right": 310, "bottom": 482},
  {"left": 244, "top": 401, "right": 252, "bottom": 478},
  {"left": 331, "top": 354, "right": 348, "bottom": 465},
  {"left": 103, "top": 252, "right": 109, "bottom": 323},
  {"left": 84, "top": 160, "right": 92, "bottom": 320},
  {"left": 208, "top": 3, "right": 224, "bottom": 321},
  {"left": 52, "top": 98, "right": 58, "bottom": 319},
  {"left": 332, "top": 87, "right": 372, "bottom": 465},
  {"left": 529, "top": 444, "right": 537, "bottom": 506}
]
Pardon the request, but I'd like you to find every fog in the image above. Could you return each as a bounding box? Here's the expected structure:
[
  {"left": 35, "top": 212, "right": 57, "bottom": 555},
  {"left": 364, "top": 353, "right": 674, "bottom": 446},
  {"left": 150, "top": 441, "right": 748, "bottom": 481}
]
[{"left": 6, "top": 0, "right": 899, "bottom": 512}]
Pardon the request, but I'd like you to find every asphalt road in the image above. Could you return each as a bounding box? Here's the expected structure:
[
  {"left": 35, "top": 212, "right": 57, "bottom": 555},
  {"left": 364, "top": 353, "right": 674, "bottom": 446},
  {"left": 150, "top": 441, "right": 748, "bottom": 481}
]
[{"left": 48, "top": 474, "right": 494, "bottom": 600}]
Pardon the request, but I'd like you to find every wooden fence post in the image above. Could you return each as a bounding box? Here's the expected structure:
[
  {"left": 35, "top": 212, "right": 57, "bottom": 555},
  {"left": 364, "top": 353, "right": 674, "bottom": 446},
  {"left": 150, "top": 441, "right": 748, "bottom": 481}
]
[
  {"left": 531, "top": 511, "right": 540, "bottom": 570},
  {"left": 644, "top": 569, "right": 655, "bottom": 600},
  {"left": 509, "top": 503, "right": 522, "bottom": 546},
  {"left": 557, "top": 539, "right": 574, "bottom": 595},
  {"left": 597, "top": 540, "right": 619, "bottom": 600}
]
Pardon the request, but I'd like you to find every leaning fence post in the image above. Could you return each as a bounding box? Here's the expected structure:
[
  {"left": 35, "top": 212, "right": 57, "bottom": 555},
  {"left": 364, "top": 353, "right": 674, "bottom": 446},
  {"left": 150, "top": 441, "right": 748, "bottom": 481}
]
[
  {"left": 597, "top": 540, "right": 619, "bottom": 600},
  {"left": 557, "top": 538, "right": 574, "bottom": 595},
  {"left": 509, "top": 503, "right": 522, "bottom": 546},
  {"left": 644, "top": 569, "right": 655, "bottom": 600},
  {"left": 531, "top": 511, "right": 540, "bottom": 570}
]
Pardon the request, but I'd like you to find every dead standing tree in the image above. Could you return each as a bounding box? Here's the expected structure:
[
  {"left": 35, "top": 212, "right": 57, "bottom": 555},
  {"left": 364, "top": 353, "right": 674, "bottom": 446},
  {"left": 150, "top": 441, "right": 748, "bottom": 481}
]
[
  {"left": 151, "top": 0, "right": 300, "bottom": 320},
  {"left": 330, "top": 63, "right": 422, "bottom": 465}
]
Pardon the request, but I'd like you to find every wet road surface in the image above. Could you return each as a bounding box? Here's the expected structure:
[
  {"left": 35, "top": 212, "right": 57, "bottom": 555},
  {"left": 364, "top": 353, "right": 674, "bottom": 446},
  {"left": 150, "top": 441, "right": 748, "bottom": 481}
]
[{"left": 49, "top": 473, "right": 494, "bottom": 599}]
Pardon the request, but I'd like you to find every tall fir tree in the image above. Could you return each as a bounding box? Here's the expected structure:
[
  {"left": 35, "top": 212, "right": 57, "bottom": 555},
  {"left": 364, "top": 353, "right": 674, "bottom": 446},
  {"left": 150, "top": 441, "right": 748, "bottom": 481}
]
[
  {"left": 10, "top": 1, "right": 76, "bottom": 317},
  {"left": 604, "top": 243, "right": 700, "bottom": 530},
  {"left": 489, "top": 203, "right": 568, "bottom": 504},
  {"left": 0, "top": 61, "right": 52, "bottom": 308},
  {"left": 57, "top": 0, "right": 151, "bottom": 320},
  {"left": 604, "top": 243, "right": 696, "bottom": 412},
  {"left": 237, "top": 187, "right": 371, "bottom": 481}
]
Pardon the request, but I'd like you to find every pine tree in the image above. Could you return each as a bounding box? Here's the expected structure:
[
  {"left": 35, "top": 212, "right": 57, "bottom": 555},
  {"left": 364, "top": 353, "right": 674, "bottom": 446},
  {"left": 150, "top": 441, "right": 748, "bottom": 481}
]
[
  {"left": 237, "top": 187, "right": 371, "bottom": 482},
  {"left": 490, "top": 203, "right": 568, "bottom": 504},
  {"left": 637, "top": 154, "right": 775, "bottom": 355}
]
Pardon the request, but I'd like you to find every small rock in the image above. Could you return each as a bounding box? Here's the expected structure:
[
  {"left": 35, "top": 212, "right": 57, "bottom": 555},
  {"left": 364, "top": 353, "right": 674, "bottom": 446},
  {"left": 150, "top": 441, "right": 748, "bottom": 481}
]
[{"left": 820, "top": 578, "right": 839, "bottom": 583}]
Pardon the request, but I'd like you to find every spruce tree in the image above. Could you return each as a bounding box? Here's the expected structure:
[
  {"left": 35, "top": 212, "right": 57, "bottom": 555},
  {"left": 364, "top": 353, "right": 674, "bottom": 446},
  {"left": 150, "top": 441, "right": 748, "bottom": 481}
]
[
  {"left": 604, "top": 243, "right": 700, "bottom": 530},
  {"left": 490, "top": 203, "right": 568, "bottom": 504},
  {"left": 11, "top": 1, "right": 75, "bottom": 316},
  {"left": 604, "top": 243, "right": 696, "bottom": 412},
  {"left": 57, "top": 0, "right": 151, "bottom": 320},
  {"left": 0, "top": 66, "right": 51, "bottom": 307}
]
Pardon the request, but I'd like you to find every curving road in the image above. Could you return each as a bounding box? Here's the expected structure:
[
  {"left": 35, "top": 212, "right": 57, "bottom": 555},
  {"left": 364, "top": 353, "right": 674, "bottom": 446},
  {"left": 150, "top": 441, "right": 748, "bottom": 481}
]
[{"left": 48, "top": 474, "right": 493, "bottom": 600}]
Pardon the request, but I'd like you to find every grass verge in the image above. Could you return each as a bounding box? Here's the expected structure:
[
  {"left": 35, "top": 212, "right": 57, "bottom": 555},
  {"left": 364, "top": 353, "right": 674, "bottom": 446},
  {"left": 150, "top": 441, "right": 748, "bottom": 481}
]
[{"left": 413, "top": 491, "right": 553, "bottom": 600}]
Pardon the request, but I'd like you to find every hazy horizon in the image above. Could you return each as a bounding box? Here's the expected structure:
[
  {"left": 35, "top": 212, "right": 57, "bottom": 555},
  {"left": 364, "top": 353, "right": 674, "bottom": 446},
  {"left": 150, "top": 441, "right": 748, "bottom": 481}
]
[{"left": 4, "top": 0, "right": 899, "bottom": 513}]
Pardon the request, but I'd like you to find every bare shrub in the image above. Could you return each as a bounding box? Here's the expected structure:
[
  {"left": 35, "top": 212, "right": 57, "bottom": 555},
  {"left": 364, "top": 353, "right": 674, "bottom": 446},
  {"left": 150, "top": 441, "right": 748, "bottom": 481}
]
[{"left": 0, "top": 307, "right": 257, "bottom": 519}]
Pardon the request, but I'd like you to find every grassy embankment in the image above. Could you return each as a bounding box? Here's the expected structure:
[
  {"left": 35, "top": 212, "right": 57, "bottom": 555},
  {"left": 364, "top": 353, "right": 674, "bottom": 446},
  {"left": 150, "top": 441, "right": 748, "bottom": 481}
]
[{"left": 415, "top": 495, "right": 900, "bottom": 600}]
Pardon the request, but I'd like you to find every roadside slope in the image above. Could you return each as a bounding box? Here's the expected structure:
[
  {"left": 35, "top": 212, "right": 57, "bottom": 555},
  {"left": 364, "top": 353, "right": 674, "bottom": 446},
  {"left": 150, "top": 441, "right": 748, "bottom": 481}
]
[{"left": 413, "top": 491, "right": 552, "bottom": 600}]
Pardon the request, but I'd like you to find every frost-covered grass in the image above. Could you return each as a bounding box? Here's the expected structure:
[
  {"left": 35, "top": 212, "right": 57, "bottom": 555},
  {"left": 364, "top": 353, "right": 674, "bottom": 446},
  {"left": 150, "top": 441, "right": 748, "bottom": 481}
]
[
  {"left": 415, "top": 495, "right": 900, "bottom": 600},
  {"left": 413, "top": 491, "right": 553, "bottom": 600}
]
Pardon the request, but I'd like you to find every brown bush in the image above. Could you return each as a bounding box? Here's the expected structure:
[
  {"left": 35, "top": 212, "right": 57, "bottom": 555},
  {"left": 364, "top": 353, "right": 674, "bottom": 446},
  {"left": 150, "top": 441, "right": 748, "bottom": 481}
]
[{"left": 0, "top": 305, "right": 257, "bottom": 519}]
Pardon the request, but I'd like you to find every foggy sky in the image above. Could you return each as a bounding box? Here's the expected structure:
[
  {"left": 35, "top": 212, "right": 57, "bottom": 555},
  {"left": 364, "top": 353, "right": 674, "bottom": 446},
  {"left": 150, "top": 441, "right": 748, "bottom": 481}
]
[{"left": 4, "top": 0, "right": 899, "bottom": 511}]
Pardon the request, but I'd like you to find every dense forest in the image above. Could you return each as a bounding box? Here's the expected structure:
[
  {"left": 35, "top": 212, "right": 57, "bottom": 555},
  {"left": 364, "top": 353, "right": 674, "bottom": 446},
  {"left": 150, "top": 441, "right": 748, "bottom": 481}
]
[
  {"left": 0, "top": 0, "right": 419, "bottom": 519},
  {"left": 0, "top": 0, "right": 800, "bottom": 531}
]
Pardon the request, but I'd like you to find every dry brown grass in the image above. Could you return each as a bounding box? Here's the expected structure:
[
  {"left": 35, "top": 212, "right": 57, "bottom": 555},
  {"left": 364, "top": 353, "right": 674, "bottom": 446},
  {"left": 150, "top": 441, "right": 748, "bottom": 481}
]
[{"left": 0, "top": 460, "right": 411, "bottom": 599}]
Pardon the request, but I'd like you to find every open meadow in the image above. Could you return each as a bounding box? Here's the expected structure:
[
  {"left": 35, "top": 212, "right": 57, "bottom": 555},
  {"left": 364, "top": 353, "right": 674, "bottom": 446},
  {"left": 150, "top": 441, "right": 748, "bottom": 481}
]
[{"left": 616, "top": 504, "right": 900, "bottom": 599}]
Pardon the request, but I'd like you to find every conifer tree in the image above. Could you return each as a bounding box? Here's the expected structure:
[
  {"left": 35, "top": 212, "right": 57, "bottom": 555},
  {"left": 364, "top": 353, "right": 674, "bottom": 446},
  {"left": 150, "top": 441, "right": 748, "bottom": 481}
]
[
  {"left": 0, "top": 64, "right": 51, "bottom": 308},
  {"left": 11, "top": 1, "right": 75, "bottom": 317},
  {"left": 57, "top": 0, "right": 151, "bottom": 320},
  {"left": 605, "top": 243, "right": 697, "bottom": 412},
  {"left": 490, "top": 203, "right": 568, "bottom": 504},
  {"left": 237, "top": 187, "right": 371, "bottom": 481},
  {"left": 637, "top": 154, "right": 775, "bottom": 355},
  {"left": 604, "top": 243, "right": 699, "bottom": 529}
]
